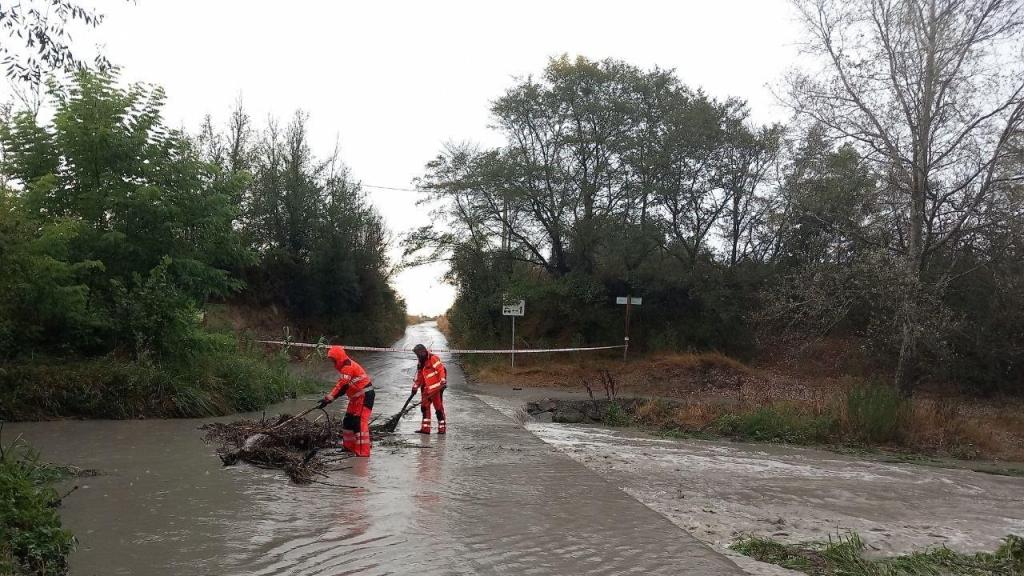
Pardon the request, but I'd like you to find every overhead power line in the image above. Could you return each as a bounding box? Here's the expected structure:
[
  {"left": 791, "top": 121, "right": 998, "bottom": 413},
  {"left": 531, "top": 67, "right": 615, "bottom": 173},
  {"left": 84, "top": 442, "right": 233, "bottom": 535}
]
[{"left": 361, "top": 183, "right": 420, "bottom": 193}]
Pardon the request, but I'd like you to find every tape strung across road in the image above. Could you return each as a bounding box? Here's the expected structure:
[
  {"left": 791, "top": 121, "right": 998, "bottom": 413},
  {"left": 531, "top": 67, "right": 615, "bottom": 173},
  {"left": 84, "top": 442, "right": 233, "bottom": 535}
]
[{"left": 257, "top": 340, "right": 624, "bottom": 354}]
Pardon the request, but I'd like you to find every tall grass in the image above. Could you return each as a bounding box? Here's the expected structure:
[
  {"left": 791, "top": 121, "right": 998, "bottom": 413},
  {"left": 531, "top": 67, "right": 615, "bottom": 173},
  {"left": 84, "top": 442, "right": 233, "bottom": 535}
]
[
  {"left": 846, "top": 383, "right": 908, "bottom": 444},
  {"left": 731, "top": 533, "right": 1024, "bottom": 575},
  {"left": 0, "top": 332, "right": 317, "bottom": 420},
  {"left": 714, "top": 404, "right": 840, "bottom": 444}
]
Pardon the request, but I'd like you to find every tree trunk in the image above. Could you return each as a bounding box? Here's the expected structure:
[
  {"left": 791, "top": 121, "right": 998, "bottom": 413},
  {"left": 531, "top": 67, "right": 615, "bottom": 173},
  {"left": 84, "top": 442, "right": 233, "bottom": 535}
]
[
  {"left": 894, "top": 294, "right": 918, "bottom": 395},
  {"left": 730, "top": 191, "right": 741, "bottom": 267}
]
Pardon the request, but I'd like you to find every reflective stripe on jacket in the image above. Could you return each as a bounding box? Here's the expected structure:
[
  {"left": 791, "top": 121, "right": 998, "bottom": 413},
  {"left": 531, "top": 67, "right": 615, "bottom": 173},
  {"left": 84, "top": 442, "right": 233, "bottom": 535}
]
[{"left": 330, "top": 360, "right": 372, "bottom": 400}]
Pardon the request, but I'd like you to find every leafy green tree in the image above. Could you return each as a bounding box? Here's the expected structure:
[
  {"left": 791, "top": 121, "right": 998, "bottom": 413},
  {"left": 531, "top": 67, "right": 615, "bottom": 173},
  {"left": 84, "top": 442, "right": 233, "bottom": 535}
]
[
  {"left": 0, "top": 69, "right": 248, "bottom": 358},
  {"left": 0, "top": 187, "right": 99, "bottom": 356},
  {"left": 200, "top": 108, "right": 406, "bottom": 343},
  {"left": 408, "top": 56, "right": 781, "bottom": 353}
]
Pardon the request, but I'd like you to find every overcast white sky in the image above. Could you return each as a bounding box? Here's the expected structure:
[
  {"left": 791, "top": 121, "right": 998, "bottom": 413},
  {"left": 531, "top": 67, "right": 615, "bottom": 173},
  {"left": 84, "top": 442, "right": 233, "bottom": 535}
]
[{"left": 72, "top": 0, "right": 803, "bottom": 315}]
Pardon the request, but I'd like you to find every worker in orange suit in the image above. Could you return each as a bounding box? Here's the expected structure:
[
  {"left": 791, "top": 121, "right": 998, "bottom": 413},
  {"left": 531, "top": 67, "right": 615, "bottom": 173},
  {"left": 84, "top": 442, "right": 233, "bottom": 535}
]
[
  {"left": 318, "top": 345, "right": 374, "bottom": 456},
  {"left": 412, "top": 343, "right": 447, "bottom": 434}
]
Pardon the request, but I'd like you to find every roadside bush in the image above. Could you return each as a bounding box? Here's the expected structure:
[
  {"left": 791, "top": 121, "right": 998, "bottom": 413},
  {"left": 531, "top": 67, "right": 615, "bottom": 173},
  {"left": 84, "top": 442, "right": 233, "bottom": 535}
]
[
  {"left": 0, "top": 438, "right": 74, "bottom": 575},
  {"left": 846, "top": 383, "right": 907, "bottom": 443},
  {"left": 604, "top": 402, "right": 632, "bottom": 426},
  {"left": 0, "top": 333, "right": 316, "bottom": 420}
]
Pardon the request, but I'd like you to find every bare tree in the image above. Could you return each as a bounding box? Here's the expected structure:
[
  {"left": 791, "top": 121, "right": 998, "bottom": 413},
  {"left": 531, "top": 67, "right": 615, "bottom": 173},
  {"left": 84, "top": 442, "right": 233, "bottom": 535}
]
[{"left": 787, "top": 0, "right": 1024, "bottom": 392}]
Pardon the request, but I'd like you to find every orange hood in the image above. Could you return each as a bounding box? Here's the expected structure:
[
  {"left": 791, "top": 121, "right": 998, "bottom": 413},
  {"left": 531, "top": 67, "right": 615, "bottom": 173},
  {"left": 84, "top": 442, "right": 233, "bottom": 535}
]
[{"left": 327, "top": 345, "right": 349, "bottom": 369}]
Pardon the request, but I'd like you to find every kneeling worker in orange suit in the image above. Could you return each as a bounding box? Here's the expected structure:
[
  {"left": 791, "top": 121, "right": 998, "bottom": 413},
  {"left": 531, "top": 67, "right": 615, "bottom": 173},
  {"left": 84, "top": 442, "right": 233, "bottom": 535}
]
[
  {"left": 412, "top": 343, "right": 447, "bottom": 434},
  {"left": 318, "top": 345, "right": 374, "bottom": 456}
]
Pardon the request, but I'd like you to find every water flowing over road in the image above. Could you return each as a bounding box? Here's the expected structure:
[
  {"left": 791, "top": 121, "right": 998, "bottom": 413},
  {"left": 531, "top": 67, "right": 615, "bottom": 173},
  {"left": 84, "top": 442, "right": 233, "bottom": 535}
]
[{"left": 8, "top": 323, "right": 741, "bottom": 575}]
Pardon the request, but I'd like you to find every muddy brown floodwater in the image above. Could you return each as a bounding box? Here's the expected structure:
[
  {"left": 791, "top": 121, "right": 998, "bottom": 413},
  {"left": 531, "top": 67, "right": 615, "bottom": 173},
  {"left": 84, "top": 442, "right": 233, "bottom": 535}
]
[
  {"left": 476, "top": 395, "right": 1024, "bottom": 575},
  {"left": 7, "top": 323, "right": 741, "bottom": 576}
]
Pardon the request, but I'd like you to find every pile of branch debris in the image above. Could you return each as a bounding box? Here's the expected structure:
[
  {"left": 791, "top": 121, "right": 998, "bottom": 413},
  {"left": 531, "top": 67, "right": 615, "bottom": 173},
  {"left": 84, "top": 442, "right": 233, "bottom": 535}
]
[{"left": 201, "top": 413, "right": 393, "bottom": 483}]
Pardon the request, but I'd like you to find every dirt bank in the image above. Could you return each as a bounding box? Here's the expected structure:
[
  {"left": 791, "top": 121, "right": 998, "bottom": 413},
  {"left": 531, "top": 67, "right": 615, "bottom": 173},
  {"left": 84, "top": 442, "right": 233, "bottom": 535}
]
[{"left": 466, "top": 355, "right": 1024, "bottom": 462}]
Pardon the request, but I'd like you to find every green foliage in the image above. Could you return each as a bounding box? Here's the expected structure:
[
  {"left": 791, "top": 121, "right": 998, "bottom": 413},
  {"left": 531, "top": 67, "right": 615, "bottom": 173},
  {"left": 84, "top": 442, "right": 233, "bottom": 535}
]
[
  {"left": 202, "top": 108, "right": 406, "bottom": 344},
  {"left": 730, "top": 536, "right": 818, "bottom": 573},
  {"left": 0, "top": 333, "right": 316, "bottom": 420},
  {"left": 408, "top": 56, "right": 784, "bottom": 357},
  {"left": 0, "top": 71, "right": 393, "bottom": 420},
  {"left": 0, "top": 189, "right": 101, "bottom": 356},
  {"left": 713, "top": 405, "right": 839, "bottom": 444},
  {"left": 0, "top": 1, "right": 106, "bottom": 85},
  {"left": 731, "top": 533, "right": 1024, "bottom": 576},
  {"left": 0, "top": 437, "right": 75, "bottom": 575},
  {"left": 0, "top": 69, "right": 247, "bottom": 360},
  {"left": 846, "top": 383, "right": 907, "bottom": 444},
  {"left": 413, "top": 55, "right": 1024, "bottom": 394},
  {"left": 604, "top": 402, "right": 631, "bottom": 427}
]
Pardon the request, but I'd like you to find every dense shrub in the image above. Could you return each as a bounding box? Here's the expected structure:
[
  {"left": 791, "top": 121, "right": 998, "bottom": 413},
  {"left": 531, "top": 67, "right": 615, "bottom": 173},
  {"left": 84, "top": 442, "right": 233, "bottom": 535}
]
[{"left": 0, "top": 439, "right": 75, "bottom": 575}]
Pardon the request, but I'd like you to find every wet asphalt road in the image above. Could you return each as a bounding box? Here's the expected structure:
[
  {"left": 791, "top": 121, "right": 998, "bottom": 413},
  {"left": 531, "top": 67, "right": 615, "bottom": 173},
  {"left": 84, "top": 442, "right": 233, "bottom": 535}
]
[{"left": 8, "top": 322, "right": 741, "bottom": 575}]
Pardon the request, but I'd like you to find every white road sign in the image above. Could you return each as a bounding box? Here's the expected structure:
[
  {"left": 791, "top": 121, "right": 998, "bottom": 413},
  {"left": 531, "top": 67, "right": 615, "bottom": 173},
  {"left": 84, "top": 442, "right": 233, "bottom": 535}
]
[
  {"left": 502, "top": 300, "right": 525, "bottom": 316},
  {"left": 616, "top": 297, "right": 642, "bottom": 305}
]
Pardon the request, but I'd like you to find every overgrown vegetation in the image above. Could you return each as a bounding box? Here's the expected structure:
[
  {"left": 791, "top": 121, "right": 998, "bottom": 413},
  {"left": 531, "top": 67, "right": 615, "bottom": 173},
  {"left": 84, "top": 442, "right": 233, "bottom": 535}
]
[
  {"left": 0, "top": 435, "right": 75, "bottom": 575},
  {"left": 0, "top": 335, "right": 316, "bottom": 420},
  {"left": 0, "top": 68, "right": 400, "bottom": 420},
  {"left": 730, "top": 533, "right": 1024, "bottom": 576},
  {"left": 714, "top": 405, "right": 841, "bottom": 444},
  {"left": 846, "top": 384, "right": 908, "bottom": 444},
  {"left": 408, "top": 0, "right": 1024, "bottom": 397}
]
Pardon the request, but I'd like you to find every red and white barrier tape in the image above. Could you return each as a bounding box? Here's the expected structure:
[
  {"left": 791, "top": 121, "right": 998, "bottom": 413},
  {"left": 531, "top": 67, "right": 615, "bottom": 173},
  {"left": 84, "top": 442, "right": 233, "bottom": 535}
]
[{"left": 257, "top": 340, "right": 623, "bottom": 354}]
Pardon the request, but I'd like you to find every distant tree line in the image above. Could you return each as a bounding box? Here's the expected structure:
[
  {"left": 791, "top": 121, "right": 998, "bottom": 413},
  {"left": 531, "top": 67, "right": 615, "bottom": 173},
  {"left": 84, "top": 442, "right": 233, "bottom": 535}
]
[
  {"left": 407, "top": 0, "right": 1024, "bottom": 395},
  {"left": 197, "top": 105, "right": 405, "bottom": 343}
]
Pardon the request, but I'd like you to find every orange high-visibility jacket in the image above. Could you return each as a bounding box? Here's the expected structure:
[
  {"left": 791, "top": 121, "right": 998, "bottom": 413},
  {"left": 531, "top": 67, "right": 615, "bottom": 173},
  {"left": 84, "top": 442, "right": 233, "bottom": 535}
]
[
  {"left": 327, "top": 346, "right": 372, "bottom": 401},
  {"left": 414, "top": 353, "right": 446, "bottom": 394}
]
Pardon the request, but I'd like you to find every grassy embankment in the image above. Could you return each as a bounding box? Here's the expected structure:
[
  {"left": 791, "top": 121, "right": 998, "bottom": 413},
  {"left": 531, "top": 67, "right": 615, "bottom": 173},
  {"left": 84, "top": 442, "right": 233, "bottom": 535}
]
[
  {"left": 731, "top": 533, "right": 1024, "bottom": 576},
  {"left": 0, "top": 331, "right": 317, "bottom": 421},
  {"left": 469, "top": 348, "right": 1024, "bottom": 463},
  {"left": 0, "top": 435, "right": 79, "bottom": 575}
]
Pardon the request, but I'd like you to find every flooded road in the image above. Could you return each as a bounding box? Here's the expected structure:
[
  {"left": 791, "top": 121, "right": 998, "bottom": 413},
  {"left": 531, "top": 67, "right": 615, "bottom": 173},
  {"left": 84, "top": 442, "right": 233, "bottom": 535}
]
[
  {"left": 477, "top": 395, "right": 1024, "bottom": 573},
  {"left": 8, "top": 323, "right": 740, "bottom": 575}
]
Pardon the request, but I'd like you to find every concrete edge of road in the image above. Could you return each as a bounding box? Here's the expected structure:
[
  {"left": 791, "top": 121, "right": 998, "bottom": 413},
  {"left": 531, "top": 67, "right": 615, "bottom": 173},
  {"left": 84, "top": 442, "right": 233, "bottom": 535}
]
[{"left": 470, "top": 391, "right": 753, "bottom": 575}]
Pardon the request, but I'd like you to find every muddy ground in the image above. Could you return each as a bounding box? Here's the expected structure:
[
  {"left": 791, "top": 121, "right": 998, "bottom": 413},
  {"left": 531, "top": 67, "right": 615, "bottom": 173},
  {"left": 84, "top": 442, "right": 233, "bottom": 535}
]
[{"left": 473, "top": 385, "right": 1024, "bottom": 575}]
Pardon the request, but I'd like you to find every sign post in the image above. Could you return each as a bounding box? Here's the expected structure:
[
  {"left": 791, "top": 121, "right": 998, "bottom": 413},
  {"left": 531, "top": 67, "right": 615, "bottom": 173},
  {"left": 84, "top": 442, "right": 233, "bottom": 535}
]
[
  {"left": 615, "top": 296, "right": 642, "bottom": 361},
  {"left": 502, "top": 299, "right": 525, "bottom": 370}
]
